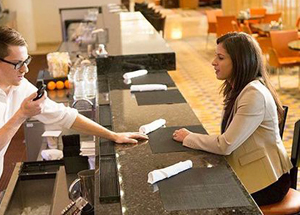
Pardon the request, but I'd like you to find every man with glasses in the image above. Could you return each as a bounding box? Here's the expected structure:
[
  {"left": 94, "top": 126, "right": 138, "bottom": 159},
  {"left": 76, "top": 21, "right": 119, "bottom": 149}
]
[
  {"left": 0, "top": 55, "right": 32, "bottom": 70},
  {"left": 0, "top": 26, "right": 148, "bottom": 181}
]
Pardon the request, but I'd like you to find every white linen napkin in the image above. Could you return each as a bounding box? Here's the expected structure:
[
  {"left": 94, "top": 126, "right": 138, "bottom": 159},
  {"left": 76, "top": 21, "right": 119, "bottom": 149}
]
[
  {"left": 41, "top": 149, "right": 63, "bottom": 160},
  {"left": 130, "top": 84, "right": 167, "bottom": 92},
  {"left": 80, "top": 151, "right": 95, "bottom": 156},
  {"left": 147, "top": 160, "right": 193, "bottom": 184},
  {"left": 80, "top": 141, "right": 95, "bottom": 156},
  {"left": 81, "top": 141, "right": 95, "bottom": 149},
  {"left": 123, "top": 69, "right": 148, "bottom": 80},
  {"left": 80, "top": 148, "right": 95, "bottom": 156},
  {"left": 139, "top": 119, "right": 166, "bottom": 134}
]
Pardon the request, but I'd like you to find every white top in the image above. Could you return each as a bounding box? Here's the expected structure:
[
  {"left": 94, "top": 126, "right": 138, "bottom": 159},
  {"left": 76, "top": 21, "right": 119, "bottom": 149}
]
[{"left": 0, "top": 78, "right": 78, "bottom": 178}]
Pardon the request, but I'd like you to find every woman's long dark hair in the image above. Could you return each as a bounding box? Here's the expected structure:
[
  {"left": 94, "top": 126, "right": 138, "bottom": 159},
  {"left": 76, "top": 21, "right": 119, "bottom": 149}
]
[{"left": 217, "top": 32, "right": 283, "bottom": 124}]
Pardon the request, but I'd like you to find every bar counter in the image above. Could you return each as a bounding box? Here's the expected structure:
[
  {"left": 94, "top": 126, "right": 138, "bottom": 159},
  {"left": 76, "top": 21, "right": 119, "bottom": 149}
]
[{"left": 95, "top": 71, "right": 262, "bottom": 214}]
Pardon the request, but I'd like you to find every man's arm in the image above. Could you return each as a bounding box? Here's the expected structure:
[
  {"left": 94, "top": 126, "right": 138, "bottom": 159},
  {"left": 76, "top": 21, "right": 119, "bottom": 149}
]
[
  {"left": 71, "top": 114, "right": 148, "bottom": 144},
  {"left": 0, "top": 92, "right": 45, "bottom": 151},
  {"left": 0, "top": 110, "right": 26, "bottom": 151}
]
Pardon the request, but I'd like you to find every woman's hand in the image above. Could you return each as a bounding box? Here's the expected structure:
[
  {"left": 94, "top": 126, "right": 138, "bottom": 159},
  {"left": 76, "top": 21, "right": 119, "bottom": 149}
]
[
  {"left": 114, "top": 132, "right": 148, "bottom": 144},
  {"left": 173, "top": 128, "right": 191, "bottom": 142}
]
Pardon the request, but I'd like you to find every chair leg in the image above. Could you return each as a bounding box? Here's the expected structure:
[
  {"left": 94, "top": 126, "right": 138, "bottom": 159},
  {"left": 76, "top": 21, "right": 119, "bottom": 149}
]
[
  {"left": 277, "top": 68, "right": 281, "bottom": 90},
  {"left": 206, "top": 33, "right": 209, "bottom": 49},
  {"left": 298, "top": 66, "right": 300, "bottom": 88}
]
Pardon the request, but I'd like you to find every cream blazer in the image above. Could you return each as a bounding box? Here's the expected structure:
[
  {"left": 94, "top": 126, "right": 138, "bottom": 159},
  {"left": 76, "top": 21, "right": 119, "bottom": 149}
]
[{"left": 183, "top": 80, "right": 292, "bottom": 193}]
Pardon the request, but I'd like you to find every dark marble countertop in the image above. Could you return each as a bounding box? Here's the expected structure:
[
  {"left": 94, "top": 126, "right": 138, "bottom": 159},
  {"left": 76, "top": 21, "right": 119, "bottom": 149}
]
[{"left": 94, "top": 72, "right": 262, "bottom": 215}]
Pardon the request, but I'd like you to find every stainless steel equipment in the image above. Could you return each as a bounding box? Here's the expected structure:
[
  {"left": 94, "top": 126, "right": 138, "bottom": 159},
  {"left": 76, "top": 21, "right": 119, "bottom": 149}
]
[{"left": 0, "top": 161, "right": 71, "bottom": 215}]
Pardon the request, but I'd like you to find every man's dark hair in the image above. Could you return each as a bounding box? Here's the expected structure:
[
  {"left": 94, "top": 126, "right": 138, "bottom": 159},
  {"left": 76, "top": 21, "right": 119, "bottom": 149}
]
[{"left": 0, "top": 26, "right": 27, "bottom": 58}]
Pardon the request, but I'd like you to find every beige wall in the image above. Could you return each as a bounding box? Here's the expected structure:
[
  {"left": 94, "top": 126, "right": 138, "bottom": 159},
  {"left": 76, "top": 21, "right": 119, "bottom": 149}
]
[
  {"left": 3, "top": 0, "right": 37, "bottom": 51},
  {"left": 32, "top": 0, "right": 120, "bottom": 44},
  {"left": 222, "top": 0, "right": 264, "bottom": 15},
  {"left": 272, "top": 0, "right": 300, "bottom": 28},
  {"left": 3, "top": 0, "right": 120, "bottom": 50},
  {"left": 222, "top": 0, "right": 300, "bottom": 27}
]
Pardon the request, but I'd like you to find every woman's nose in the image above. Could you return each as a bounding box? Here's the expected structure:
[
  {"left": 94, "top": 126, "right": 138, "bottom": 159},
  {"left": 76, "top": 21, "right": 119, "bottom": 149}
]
[{"left": 212, "top": 58, "right": 217, "bottom": 66}]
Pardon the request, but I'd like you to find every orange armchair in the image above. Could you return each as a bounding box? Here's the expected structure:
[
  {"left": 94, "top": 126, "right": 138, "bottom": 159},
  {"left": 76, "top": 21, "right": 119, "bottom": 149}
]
[
  {"left": 269, "top": 30, "right": 300, "bottom": 88},
  {"left": 262, "top": 12, "right": 282, "bottom": 23},
  {"left": 296, "top": 17, "right": 300, "bottom": 38},
  {"left": 250, "top": 8, "right": 267, "bottom": 16},
  {"left": 216, "top": 15, "right": 237, "bottom": 37},
  {"left": 205, "top": 9, "right": 223, "bottom": 46},
  {"left": 231, "top": 20, "right": 241, "bottom": 32},
  {"left": 246, "top": 8, "right": 266, "bottom": 25},
  {"left": 205, "top": 9, "right": 223, "bottom": 34}
]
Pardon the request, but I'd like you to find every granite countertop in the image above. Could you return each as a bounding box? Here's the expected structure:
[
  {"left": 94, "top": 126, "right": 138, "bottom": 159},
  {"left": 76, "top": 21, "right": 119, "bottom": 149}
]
[{"left": 94, "top": 72, "right": 262, "bottom": 215}]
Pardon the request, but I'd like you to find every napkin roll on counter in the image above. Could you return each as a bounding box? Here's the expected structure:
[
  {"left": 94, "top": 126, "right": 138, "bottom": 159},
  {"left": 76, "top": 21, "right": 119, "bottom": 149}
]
[
  {"left": 130, "top": 84, "right": 167, "bottom": 92},
  {"left": 139, "top": 119, "right": 166, "bottom": 134},
  {"left": 148, "top": 160, "right": 193, "bottom": 184},
  {"left": 123, "top": 69, "right": 148, "bottom": 80}
]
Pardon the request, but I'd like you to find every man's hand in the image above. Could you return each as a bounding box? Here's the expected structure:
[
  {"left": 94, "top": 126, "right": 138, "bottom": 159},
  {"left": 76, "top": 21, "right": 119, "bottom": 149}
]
[
  {"left": 114, "top": 132, "right": 148, "bottom": 144},
  {"left": 172, "top": 128, "right": 191, "bottom": 142},
  {"left": 18, "top": 92, "right": 46, "bottom": 119}
]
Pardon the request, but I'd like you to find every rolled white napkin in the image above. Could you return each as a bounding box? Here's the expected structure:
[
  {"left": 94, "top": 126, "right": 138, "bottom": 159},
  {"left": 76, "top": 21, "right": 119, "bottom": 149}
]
[
  {"left": 139, "top": 119, "right": 166, "bottom": 134},
  {"left": 41, "top": 149, "right": 63, "bottom": 161},
  {"left": 123, "top": 69, "right": 148, "bottom": 80},
  {"left": 130, "top": 84, "right": 167, "bottom": 92},
  {"left": 147, "top": 160, "right": 193, "bottom": 184}
]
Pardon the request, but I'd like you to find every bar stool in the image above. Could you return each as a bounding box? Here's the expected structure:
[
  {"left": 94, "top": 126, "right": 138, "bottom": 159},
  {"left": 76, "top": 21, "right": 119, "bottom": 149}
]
[{"left": 260, "top": 120, "right": 300, "bottom": 215}]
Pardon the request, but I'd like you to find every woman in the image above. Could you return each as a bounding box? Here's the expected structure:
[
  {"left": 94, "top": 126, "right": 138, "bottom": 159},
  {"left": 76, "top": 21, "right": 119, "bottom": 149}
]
[{"left": 173, "top": 32, "right": 292, "bottom": 206}]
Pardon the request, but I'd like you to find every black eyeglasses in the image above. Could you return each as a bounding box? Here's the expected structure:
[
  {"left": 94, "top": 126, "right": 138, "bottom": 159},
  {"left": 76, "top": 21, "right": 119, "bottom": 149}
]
[{"left": 0, "top": 55, "right": 32, "bottom": 70}]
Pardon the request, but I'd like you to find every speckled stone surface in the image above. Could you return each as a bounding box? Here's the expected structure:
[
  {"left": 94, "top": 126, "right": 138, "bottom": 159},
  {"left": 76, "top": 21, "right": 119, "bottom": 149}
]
[
  {"left": 94, "top": 72, "right": 262, "bottom": 215},
  {"left": 96, "top": 53, "right": 176, "bottom": 75}
]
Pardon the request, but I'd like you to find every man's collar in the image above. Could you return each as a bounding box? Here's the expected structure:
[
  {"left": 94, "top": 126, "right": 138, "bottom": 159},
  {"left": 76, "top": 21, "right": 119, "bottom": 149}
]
[{"left": 0, "top": 83, "right": 20, "bottom": 96}]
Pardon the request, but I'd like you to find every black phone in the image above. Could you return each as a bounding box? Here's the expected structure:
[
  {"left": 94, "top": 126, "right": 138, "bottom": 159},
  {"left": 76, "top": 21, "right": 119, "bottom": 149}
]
[{"left": 33, "top": 84, "right": 46, "bottom": 101}]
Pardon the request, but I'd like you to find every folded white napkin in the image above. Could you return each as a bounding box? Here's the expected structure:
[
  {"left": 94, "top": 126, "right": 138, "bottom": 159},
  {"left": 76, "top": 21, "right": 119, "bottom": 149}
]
[
  {"left": 80, "top": 148, "right": 95, "bottom": 153},
  {"left": 80, "top": 152, "right": 95, "bottom": 156},
  {"left": 139, "top": 119, "right": 166, "bottom": 134},
  {"left": 81, "top": 141, "right": 95, "bottom": 149},
  {"left": 123, "top": 69, "right": 148, "bottom": 80},
  {"left": 130, "top": 84, "right": 167, "bottom": 92},
  {"left": 148, "top": 160, "right": 193, "bottom": 184},
  {"left": 41, "top": 149, "right": 63, "bottom": 161},
  {"left": 80, "top": 147, "right": 95, "bottom": 157}
]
